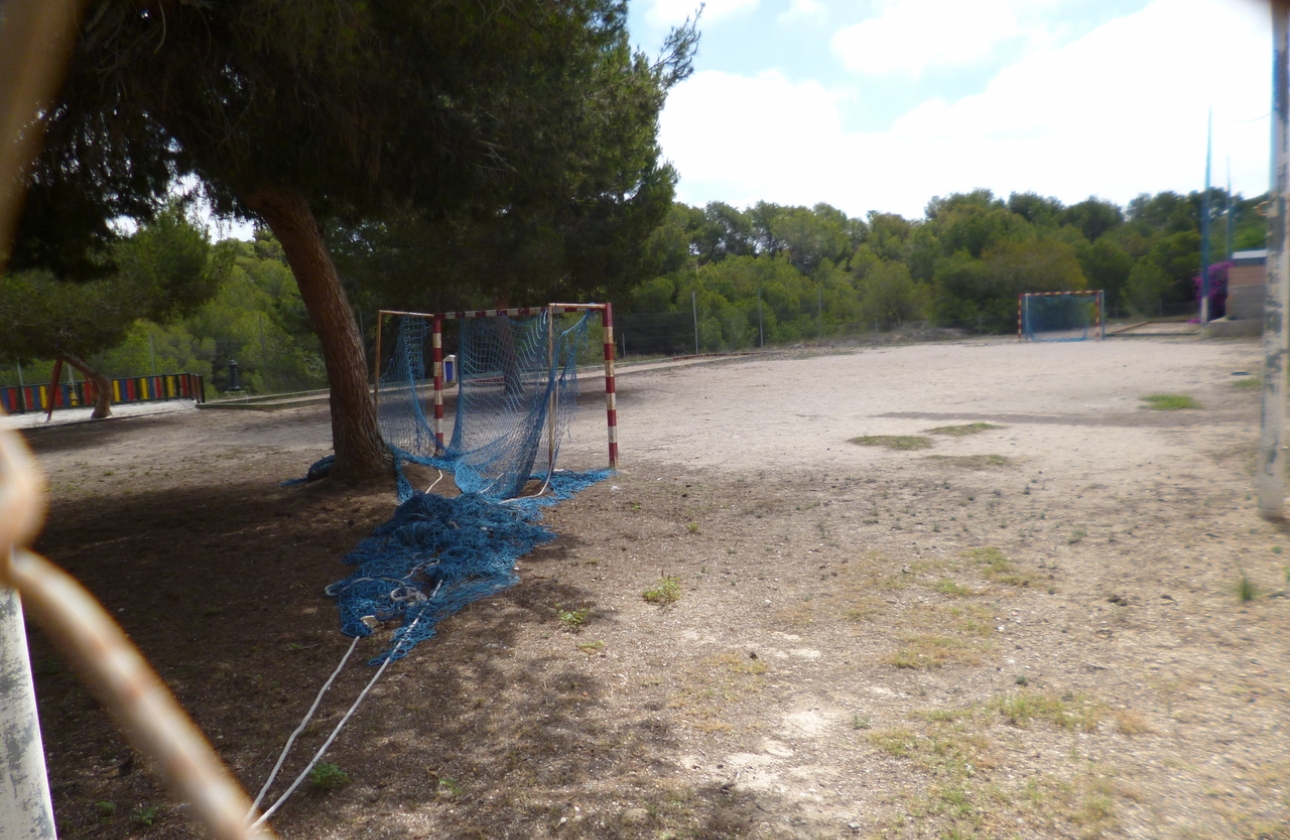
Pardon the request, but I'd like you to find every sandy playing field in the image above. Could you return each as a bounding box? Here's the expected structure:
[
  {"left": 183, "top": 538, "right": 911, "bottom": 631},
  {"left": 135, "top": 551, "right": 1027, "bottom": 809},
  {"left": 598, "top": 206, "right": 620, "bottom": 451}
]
[{"left": 17, "top": 334, "right": 1290, "bottom": 839}]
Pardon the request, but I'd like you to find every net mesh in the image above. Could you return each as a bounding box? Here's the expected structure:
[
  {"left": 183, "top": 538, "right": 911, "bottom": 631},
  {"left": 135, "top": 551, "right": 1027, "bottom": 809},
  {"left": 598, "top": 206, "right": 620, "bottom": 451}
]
[
  {"left": 1022, "top": 294, "right": 1101, "bottom": 342},
  {"left": 326, "top": 471, "right": 609, "bottom": 664},
  {"left": 378, "top": 310, "right": 590, "bottom": 499},
  {"left": 344, "top": 308, "right": 608, "bottom": 663}
]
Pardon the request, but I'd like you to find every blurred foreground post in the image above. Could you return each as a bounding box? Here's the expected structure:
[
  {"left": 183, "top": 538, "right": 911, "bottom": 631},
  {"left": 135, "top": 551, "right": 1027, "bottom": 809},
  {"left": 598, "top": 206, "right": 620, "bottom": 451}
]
[
  {"left": 0, "top": 582, "right": 56, "bottom": 840},
  {"left": 0, "top": 1, "right": 277, "bottom": 836},
  {"left": 1261, "top": 0, "right": 1290, "bottom": 519}
]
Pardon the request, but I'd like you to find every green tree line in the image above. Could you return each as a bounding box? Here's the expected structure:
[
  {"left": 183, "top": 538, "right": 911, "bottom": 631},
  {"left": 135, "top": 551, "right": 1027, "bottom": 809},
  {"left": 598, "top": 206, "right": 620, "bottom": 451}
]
[
  {"left": 3, "top": 186, "right": 1263, "bottom": 403},
  {"left": 622, "top": 188, "right": 1266, "bottom": 353}
]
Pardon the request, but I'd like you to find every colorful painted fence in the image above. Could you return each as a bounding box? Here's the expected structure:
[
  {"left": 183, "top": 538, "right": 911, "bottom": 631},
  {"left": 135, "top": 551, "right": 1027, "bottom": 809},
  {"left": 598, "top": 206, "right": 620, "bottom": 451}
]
[{"left": 0, "top": 373, "right": 205, "bottom": 415}]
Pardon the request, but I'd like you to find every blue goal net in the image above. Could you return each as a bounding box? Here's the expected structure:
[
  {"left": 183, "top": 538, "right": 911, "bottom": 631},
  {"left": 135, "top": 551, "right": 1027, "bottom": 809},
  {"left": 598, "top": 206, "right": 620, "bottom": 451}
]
[
  {"left": 1021, "top": 292, "right": 1104, "bottom": 342},
  {"left": 378, "top": 308, "right": 591, "bottom": 499},
  {"left": 335, "top": 307, "right": 609, "bottom": 663}
]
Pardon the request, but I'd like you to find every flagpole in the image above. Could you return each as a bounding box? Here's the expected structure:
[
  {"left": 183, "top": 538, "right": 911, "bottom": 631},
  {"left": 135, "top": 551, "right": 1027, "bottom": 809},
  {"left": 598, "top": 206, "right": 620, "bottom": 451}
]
[{"left": 1201, "top": 108, "right": 1213, "bottom": 325}]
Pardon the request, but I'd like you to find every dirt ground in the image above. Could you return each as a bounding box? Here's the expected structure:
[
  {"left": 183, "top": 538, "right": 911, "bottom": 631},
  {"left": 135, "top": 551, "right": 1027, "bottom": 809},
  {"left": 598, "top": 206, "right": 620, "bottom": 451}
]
[{"left": 15, "top": 335, "right": 1290, "bottom": 840}]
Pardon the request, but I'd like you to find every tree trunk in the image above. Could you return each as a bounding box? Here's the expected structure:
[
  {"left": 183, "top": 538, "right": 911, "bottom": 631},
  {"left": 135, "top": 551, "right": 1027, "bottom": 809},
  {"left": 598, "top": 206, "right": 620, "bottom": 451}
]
[
  {"left": 243, "top": 184, "right": 391, "bottom": 481},
  {"left": 60, "top": 352, "right": 112, "bottom": 419}
]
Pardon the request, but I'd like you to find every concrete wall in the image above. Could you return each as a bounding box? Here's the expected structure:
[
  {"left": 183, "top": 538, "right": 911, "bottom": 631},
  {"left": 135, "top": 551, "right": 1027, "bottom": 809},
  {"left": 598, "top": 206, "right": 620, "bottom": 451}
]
[{"left": 1227, "top": 283, "right": 1265, "bottom": 321}]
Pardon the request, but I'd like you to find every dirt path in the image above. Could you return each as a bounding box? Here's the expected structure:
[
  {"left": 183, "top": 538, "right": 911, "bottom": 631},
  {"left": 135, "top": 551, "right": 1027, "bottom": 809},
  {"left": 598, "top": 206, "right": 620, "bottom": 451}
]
[{"left": 18, "top": 336, "right": 1290, "bottom": 839}]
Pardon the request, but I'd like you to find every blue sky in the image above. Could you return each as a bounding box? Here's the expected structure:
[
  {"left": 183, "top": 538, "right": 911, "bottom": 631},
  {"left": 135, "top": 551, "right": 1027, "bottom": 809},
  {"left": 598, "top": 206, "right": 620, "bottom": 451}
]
[{"left": 629, "top": 0, "right": 1272, "bottom": 219}]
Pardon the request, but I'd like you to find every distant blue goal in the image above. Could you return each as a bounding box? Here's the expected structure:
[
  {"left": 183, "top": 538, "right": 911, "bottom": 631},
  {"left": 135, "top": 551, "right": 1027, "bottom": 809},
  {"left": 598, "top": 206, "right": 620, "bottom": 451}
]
[{"left": 1018, "top": 291, "right": 1105, "bottom": 342}]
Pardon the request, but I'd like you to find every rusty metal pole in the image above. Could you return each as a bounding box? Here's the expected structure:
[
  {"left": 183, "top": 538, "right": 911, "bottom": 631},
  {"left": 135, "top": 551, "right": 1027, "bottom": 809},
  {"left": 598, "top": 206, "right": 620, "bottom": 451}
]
[{"left": 1259, "top": 0, "right": 1290, "bottom": 519}]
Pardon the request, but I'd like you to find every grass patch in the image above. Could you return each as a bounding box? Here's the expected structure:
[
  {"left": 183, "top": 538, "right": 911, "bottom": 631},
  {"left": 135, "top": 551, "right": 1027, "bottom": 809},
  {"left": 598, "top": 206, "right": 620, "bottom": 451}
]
[
  {"left": 1233, "top": 377, "right": 1262, "bottom": 390},
  {"left": 924, "top": 422, "right": 1003, "bottom": 436},
  {"left": 991, "top": 690, "right": 1102, "bottom": 732},
  {"left": 934, "top": 578, "right": 974, "bottom": 597},
  {"left": 1114, "top": 709, "right": 1151, "bottom": 735},
  {"left": 667, "top": 652, "right": 768, "bottom": 725},
  {"left": 886, "top": 634, "right": 985, "bottom": 669},
  {"left": 712, "top": 650, "right": 768, "bottom": 675},
  {"left": 870, "top": 726, "right": 989, "bottom": 774},
  {"left": 554, "top": 605, "right": 590, "bottom": 630},
  {"left": 643, "top": 576, "right": 681, "bottom": 605},
  {"left": 870, "top": 701, "right": 1120, "bottom": 839},
  {"left": 963, "top": 547, "right": 1032, "bottom": 587},
  {"left": 849, "top": 434, "right": 933, "bottom": 451},
  {"left": 1235, "top": 572, "right": 1260, "bottom": 603},
  {"left": 925, "top": 454, "right": 1012, "bottom": 469},
  {"left": 308, "top": 762, "right": 351, "bottom": 790},
  {"left": 1141, "top": 393, "right": 1201, "bottom": 410},
  {"left": 949, "top": 604, "right": 996, "bottom": 636}
]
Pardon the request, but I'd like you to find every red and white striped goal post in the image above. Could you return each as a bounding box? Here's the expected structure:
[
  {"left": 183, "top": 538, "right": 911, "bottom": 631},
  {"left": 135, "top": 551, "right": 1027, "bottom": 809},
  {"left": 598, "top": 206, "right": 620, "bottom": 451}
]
[
  {"left": 373, "top": 304, "right": 618, "bottom": 472},
  {"left": 1016, "top": 290, "right": 1105, "bottom": 341}
]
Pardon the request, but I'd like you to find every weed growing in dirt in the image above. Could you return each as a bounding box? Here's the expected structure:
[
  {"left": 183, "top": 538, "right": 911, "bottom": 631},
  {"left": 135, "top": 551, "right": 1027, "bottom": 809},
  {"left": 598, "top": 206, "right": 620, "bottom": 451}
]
[
  {"left": 853, "top": 715, "right": 872, "bottom": 729},
  {"left": 308, "top": 762, "right": 351, "bottom": 790},
  {"left": 555, "top": 605, "right": 590, "bottom": 630},
  {"left": 1141, "top": 393, "right": 1201, "bottom": 410},
  {"left": 869, "top": 725, "right": 989, "bottom": 776},
  {"left": 964, "top": 547, "right": 1031, "bottom": 587},
  {"left": 887, "top": 635, "right": 986, "bottom": 668},
  {"left": 925, "top": 422, "right": 1003, "bottom": 436},
  {"left": 871, "top": 700, "right": 1122, "bottom": 839},
  {"left": 1114, "top": 709, "right": 1151, "bottom": 735},
  {"left": 991, "top": 690, "right": 1102, "bottom": 732},
  {"left": 934, "top": 578, "right": 972, "bottom": 597},
  {"left": 849, "top": 434, "right": 933, "bottom": 450},
  {"left": 643, "top": 576, "right": 681, "bottom": 605},
  {"left": 1068, "top": 528, "right": 1087, "bottom": 544},
  {"left": 94, "top": 801, "right": 116, "bottom": 820},
  {"left": 133, "top": 805, "right": 160, "bottom": 827},
  {"left": 686, "top": 521, "right": 700, "bottom": 534},
  {"left": 577, "top": 640, "right": 605, "bottom": 654},
  {"left": 1232, "top": 377, "right": 1262, "bottom": 390},
  {"left": 1234, "top": 572, "right": 1260, "bottom": 603},
  {"left": 926, "top": 454, "right": 1012, "bottom": 469}
]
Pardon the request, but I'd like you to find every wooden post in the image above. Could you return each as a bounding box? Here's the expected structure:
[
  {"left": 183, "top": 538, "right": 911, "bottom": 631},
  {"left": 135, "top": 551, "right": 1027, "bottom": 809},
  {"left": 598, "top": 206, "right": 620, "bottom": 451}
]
[{"left": 1260, "top": 0, "right": 1290, "bottom": 519}]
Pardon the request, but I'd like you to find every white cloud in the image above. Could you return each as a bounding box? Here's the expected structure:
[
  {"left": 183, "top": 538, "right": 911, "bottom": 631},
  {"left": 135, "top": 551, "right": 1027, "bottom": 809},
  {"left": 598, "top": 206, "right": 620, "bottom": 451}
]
[
  {"left": 831, "top": 0, "right": 1025, "bottom": 77},
  {"left": 660, "top": 0, "right": 1271, "bottom": 218},
  {"left": 646, "top": 0, "right": 757, "bottom": 28},
  {"left": 778, "top": 0, "right": 827, "bottom": 25}
]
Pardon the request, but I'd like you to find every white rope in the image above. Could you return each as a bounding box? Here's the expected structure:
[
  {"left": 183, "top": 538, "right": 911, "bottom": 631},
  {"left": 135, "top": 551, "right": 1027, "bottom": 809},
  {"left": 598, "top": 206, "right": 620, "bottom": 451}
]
[
  {"left": 246, "top": 634, "right": 361, "bottom": 820},
  {"left": 426, "top": 469, "right": 445, "bottom": 494},
  {"left": 250, "top": 618, "right": 419, "bottom": 829}
]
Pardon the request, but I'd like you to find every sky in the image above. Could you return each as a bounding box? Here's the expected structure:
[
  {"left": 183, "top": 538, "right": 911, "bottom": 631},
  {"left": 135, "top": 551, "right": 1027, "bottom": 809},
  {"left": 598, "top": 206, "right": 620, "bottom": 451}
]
[{"left": 628, "top": 0, "right": 1273, "bottom": 220}]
